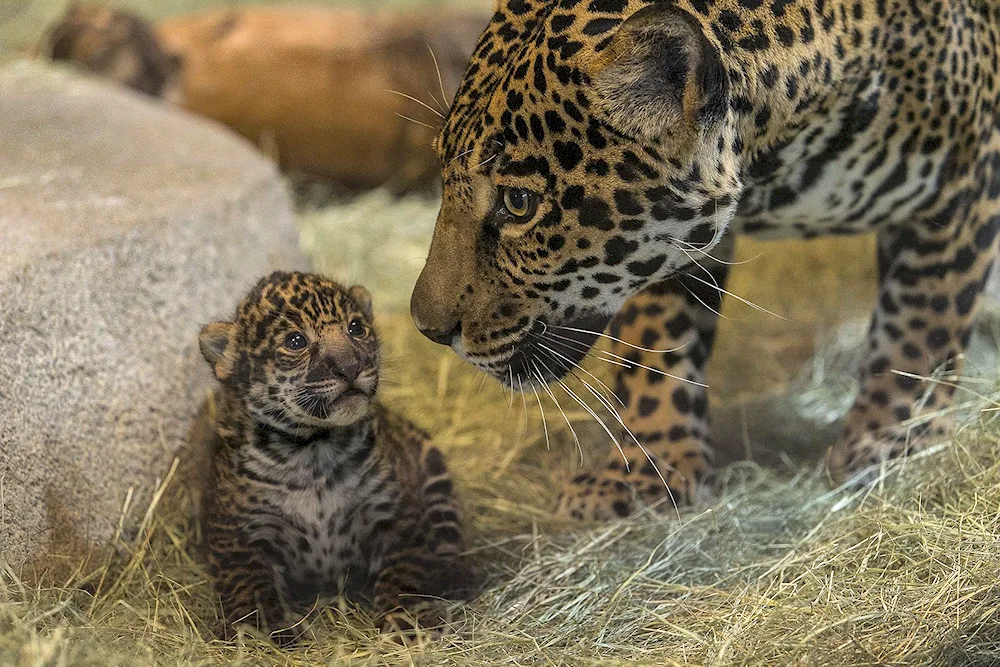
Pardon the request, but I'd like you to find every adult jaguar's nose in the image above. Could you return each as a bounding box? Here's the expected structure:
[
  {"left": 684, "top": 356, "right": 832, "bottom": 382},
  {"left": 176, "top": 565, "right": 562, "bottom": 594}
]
[
  {"left": 413, "top": 318, "right": 461, "bottom": 347},
  {"left": 410, "top": 211, "right": 471, "bottom": 348},
  {"left": 411, "top": 273, "right": 463, "bottom": 347}
]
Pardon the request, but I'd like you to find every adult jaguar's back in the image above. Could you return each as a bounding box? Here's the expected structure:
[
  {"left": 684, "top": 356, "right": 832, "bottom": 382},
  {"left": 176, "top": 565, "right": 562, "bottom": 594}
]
[{"left": 411, "top": 0, "right": 1000, "bottom": 520}]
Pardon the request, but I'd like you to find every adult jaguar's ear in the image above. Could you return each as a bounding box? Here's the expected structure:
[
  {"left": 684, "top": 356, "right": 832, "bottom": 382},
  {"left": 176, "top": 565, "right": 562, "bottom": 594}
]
[
  {"left": 592, "top": 5, "right": 730, "bottom": 143},
  {"left": 348, "top": 286, "right": 374, "bottom": 320},
  {"left": 199, "top": 321, "right": 236, "bottom": 381}
]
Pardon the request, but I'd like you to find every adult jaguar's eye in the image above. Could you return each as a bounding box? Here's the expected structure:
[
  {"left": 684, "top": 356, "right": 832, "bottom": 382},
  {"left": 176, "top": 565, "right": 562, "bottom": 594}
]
[
  {"left": 283, "top": 332, "right": 308, "bottom": 351},
  {"left": 500, "top": 187, "right": 538, "bottom": 220},
  {"left": 347, "top": 318, "right": 368, "bottom": 338}
]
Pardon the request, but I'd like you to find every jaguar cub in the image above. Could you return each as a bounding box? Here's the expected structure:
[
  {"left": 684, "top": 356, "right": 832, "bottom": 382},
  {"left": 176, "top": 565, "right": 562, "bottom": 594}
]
[{"left": 198, "top": 271, "right": 469, "bottom": 640}]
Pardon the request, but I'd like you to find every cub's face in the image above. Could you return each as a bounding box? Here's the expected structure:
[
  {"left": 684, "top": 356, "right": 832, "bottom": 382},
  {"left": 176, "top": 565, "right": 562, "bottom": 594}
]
[
  {"left": 409, "top": 1, "right": 740, "bottom": 388},
  {"left": 200, "top": 272, "right": 379, "bottom": 430}
]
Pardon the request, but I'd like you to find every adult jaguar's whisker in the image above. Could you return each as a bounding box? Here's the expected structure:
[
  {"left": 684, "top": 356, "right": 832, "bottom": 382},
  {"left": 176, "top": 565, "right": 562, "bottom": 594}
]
[
  {"left": 425, "top": 43, "right": 450, "bottom": 113},
  {"left": 670, "top": 246, "right": 734, "bottom": 315},
  {"left": 536, "top": 347, "right": 680, "bottom": 511},
  {"left": 575, "top": 371, "right": 667, "bottom": 490},
  {"left": 535, "top": 339, "right": 624, "bottom": 408},
  {"left": 531, "top": 358, "right": 583, "bottom": 464},
  {"left": 681, "top": 281, "right": 727, "bottom": 320},
  {"left": 672, "top": 244, "right": 732, "bottom": 288},
  {"left": 537, "top": 357, "right": 603, "bottom": 467},
  {"left": 529, "top": 377, "right": 551, "bottom": 451},
  {"left": 670, "top": 237, "right": 762, "bottom": 266},
  {"left": 547, "top": 323, "right": 688, "bottom": 354},
  {"left": 579, "top": 375, "right": 679, "bottom": 510},
  {"left": 535, "top": 347, "right": 630, "bottom": 470},
  {"left": 542, "top": 330, "right": 708, "bottom": 387},
  {"left": 387, "top": 89, "right": 444, "bottom": 119},
  {"left": 394, "top": 112, "right": 440, "bottom": 131},
  {"left": 555, "top": 375, "right": 630, "bottom": 469},
  {"left": 683, "top": 268, "right": 786, "bottom": 320}
]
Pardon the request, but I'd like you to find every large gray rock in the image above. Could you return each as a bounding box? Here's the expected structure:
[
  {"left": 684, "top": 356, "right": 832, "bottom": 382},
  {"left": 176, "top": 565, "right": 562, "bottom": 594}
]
[{"left": 0, "top": 64, "right": 304, "bottom": 569}]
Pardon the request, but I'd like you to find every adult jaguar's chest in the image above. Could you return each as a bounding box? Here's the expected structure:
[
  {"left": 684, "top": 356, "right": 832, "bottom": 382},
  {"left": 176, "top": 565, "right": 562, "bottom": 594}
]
[{"left": 732, "top": 78, "right": 949, "bottom": 239}]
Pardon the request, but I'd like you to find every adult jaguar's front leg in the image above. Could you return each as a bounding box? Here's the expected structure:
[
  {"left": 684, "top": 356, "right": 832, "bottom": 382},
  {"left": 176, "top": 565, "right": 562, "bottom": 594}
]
[
  {"left": 828, "top": 197, "right": 1000, "bottom": 483},
  {"left": 554, "top": 238, "right": 733, "bottom": 521}
]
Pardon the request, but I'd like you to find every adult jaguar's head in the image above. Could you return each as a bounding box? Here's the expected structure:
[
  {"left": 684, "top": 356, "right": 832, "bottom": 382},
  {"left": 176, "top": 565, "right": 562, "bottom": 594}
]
[{"left": 411, "top": 0, "right": 743, "bottom": 387}]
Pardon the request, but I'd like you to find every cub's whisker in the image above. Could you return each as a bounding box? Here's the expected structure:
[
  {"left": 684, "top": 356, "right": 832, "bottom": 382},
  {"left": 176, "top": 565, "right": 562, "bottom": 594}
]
[
  {"left": 448, "top": 147, "right": 476, "bottom": 167},
  {"left": 518, "top": 375, "right": 529, "bottom": 435}
]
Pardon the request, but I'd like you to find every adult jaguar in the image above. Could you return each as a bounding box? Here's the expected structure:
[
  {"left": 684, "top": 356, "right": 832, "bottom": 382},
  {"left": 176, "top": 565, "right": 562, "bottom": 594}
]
[{"left": 410, "top": 0, "right": 1000, "bottom": 521}]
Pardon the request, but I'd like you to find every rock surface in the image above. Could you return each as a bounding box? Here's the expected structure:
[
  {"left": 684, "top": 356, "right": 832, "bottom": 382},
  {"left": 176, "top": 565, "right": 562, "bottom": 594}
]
[{"left": 0, "top": 64, "right": 304, "bottom": 569}]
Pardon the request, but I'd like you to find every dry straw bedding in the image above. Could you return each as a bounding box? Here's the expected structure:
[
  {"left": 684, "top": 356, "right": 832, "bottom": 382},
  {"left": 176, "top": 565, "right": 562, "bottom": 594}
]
[{"left": 3, "top": 194, "right": 1000, "bottom": 666}]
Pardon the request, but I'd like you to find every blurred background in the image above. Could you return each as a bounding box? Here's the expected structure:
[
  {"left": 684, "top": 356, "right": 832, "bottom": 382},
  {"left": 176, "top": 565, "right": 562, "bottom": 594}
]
[{"left": 1, "top": 0, "right": 462, "bottom": 56}]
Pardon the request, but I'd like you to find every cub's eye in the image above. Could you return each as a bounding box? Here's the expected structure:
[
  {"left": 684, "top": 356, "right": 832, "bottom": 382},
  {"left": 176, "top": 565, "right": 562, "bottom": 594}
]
[
  {"left": 347, "top": 318, "right": 368, "bottom": 338},
  {"left": 499, "top": 187, "right": 539, "bottom": 220},
  {"left": 283, "top": 332, "right": 308, "bottom": 351}
]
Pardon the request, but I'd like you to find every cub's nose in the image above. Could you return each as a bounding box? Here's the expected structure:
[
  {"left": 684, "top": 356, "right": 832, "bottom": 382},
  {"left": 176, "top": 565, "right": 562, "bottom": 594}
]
[
  {"left": 337, "top": 357, "right": 361, "bottom": 383},
  {"left": 414, "top": 320, "right": 461, "bottom": 347},
  {"left": 307, "top": 354, "right": 361, "bottom": 384}
]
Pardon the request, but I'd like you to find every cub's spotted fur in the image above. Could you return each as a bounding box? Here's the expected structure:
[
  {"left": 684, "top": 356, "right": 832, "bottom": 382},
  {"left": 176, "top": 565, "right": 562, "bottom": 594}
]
[{"left": 199, "top": 272, "right": 469, "bottom": 639}]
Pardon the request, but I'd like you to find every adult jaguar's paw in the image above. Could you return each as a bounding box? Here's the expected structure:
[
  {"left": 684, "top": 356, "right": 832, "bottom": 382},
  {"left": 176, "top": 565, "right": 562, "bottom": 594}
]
[
  {"left": 555, "top": 474, "right": 638, "bottom": 522},
  {"left": 554, "top": 449, "right": 708, "bottom": 521},
  {"left": 826, "top": 419, "right": 953, "bottom": 486}
]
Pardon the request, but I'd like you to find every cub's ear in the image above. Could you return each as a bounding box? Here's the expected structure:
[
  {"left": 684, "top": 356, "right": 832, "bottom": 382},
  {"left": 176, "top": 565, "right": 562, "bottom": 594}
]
[
  {"left": 591, "top": 5, "right": 729, "bottom": 142},
  {"left": 348, "top": 286, "right": 374, "bottom": 321},
  {"left": 199, "top": 321, "right": 236, "bottom": 381}
]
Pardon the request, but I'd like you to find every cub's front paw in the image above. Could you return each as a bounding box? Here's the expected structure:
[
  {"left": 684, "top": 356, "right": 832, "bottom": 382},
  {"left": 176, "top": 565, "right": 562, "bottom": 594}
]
[{"left": 379, "top": 607, "right": 449, "bottom": 644}]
